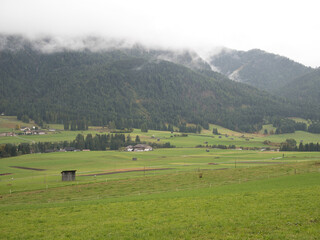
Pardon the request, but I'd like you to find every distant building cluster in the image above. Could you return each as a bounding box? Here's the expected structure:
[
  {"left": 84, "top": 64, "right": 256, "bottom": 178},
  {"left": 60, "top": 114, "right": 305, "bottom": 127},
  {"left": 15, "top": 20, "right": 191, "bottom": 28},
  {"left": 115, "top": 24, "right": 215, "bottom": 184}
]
[
  {"left": 58, "top": 147, "right": 84, "bottom": 152},
  {"left": 19, "top": 126, "right": 46, "bottom": 135},
  {"left": 0, "top": 126, "right": 47, "bottom": 137}
]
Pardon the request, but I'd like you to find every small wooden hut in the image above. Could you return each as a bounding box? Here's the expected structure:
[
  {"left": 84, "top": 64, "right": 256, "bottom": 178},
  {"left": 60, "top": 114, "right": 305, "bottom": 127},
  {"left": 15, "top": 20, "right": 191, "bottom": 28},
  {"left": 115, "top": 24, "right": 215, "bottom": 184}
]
[{"left": 61, "top": 170, "right": 76, "bottom": 181}]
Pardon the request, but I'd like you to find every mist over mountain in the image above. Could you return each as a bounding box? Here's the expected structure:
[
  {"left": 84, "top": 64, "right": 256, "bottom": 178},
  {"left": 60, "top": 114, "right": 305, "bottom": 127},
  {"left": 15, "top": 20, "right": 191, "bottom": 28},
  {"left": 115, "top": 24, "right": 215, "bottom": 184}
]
[
  {"left": 0, "top": 34, "right": 213, "bottom": 71},
  {"left": 209, "top": 48, "right": 313, "bottom": 93},
  {"left": 0, "top": 34, "right": 319, "bottom": 132}
]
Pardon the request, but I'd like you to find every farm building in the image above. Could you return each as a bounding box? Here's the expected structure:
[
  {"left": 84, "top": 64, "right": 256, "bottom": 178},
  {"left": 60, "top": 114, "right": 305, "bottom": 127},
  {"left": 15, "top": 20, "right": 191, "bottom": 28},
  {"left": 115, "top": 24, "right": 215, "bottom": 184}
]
[
  {"left": 125, "top": 144, "right": 153, "bottom": 152},
  {"left": 125, "top": 145, "right": 134, "bottom": 151},
  {"left": 61, "top": 170, "right": 76, "bottom": 181},
  {"left": 33, "top": 130, "right": 46, "bottom": 135},
  {"left": 134, "top": 144, "right": 153, "bottom": 152}
]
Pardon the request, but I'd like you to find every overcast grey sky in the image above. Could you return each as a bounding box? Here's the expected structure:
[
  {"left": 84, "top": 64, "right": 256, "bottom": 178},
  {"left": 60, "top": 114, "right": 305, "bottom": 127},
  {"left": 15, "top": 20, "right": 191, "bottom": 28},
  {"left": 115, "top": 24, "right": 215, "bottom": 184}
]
[{"left": 1, "top": 0, "right": 319, "bottom": 67}]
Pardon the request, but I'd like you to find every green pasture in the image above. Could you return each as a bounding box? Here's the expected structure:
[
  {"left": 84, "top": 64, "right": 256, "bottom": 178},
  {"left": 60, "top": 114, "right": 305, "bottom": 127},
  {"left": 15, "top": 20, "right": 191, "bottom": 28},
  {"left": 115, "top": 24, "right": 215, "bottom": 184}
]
[
  {"left": 0, "top": 116, "right": 33, "bottom": 133},
  {"left": 289, "top": 117, "right": 310, "bottom": 125},
  {"left": 1, "top": 148, "right": 320, "bottom": 195},
  {"left": 1, "top": 116, "right": 319, "bottom": 148},
  {"left": 0, "top": 157, "right": 320, "bottom": 239},
  {"left": 0, "top": 130, "right": 108, "bottom": 145},
  {"left": 0, "top": 127, "right": 267, "bottom": 147},
  {"left": 259, "top": 124, "right": 276, "bottom": 134},
  {"left": 208, "top": 123, "right": 256, "bottom": 137},
  {"left": 135, "top": 128, "right": 320, "bottom": 148},
  {"left": 135, "top": 130, "right": 267, "bottom": 148},
  {"left": 1, "top": 116, "right": 320, "bottom": 239},
  {"left": 0, "top": 116, "right": 65, "bottom": 132},
  {"left": 265, "top": 131, "right": 320, "bottom": 143}
]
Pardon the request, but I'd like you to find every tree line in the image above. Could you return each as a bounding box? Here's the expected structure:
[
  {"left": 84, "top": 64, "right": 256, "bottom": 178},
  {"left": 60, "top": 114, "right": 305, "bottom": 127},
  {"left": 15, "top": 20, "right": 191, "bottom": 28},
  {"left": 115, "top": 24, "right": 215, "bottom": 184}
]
[
  {"left": 269, "top": 117, "right": 320, "bottom": 134},
  {"left": 178, "top": 123, "right": 203, "bottom": 134},
  {"left": 0, "top": 133, "right": 174, "bottom": 158},
  {"left": 280, "top": 139, "right": 320, "bottom": 151}
]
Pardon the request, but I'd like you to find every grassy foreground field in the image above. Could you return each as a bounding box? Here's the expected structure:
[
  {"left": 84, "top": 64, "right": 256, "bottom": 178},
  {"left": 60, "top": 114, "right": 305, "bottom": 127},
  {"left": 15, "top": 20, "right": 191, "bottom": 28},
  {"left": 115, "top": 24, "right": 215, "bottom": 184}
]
[
  {"left": 1, "top": 149, "right": 320, "bottom": 239},
  {"left": 1, "top": 116, "right": 320, "bottom": 239}
]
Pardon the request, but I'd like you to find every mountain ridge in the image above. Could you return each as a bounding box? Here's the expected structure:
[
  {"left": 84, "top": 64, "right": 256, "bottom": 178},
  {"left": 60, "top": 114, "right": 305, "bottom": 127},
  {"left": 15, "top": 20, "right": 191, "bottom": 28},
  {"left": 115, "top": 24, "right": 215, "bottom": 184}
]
[
  {"left": 0, "top": 35, "right": 319, "bottom": 132},
  {"left": 208, "top": 48, "right": 313, "bottom": 92}
]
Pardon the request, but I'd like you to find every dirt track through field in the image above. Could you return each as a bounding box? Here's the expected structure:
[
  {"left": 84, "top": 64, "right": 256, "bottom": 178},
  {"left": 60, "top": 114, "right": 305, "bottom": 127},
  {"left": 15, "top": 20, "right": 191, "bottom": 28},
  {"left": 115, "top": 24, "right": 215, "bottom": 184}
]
[
  {"left": 0, "top": 173, "right": 12, "bottom": 176},
  {"left": 81, "top": 168, "right": 173, "bottom": 176},
  {"left": 10, "top": 166, "right": 46, "bottom": 171},
  {"left": 237, "top": 161, "right": 283, "bottom": 164}
]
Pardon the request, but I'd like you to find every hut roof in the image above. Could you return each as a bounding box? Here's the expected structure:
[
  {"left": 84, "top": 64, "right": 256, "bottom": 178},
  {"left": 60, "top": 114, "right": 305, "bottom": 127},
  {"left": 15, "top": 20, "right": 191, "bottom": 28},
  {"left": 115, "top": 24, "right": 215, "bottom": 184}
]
[{"left": 61, "top": 170, "right": 77, "bottom": 173}]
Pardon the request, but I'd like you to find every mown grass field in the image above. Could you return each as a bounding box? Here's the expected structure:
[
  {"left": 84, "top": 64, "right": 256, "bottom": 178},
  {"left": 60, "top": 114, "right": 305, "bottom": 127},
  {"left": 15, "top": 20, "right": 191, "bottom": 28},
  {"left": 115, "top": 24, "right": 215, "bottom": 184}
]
[
  {"left": 2, "top": 149, "right": 320, "bottom": 194},
  {"left": 1, "top": 116, "right": 320, "bottom": 239},
  {"left": 0, "top": 155, "right": 320, "bottom": 239}
]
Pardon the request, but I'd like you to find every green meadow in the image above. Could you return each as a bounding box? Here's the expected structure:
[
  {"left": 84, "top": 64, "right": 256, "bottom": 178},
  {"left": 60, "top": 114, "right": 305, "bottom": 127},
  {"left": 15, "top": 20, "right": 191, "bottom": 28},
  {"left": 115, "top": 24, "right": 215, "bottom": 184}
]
[
  {"left": 1, "top": 154, "right": 320, "bottom": 239},
  {"left": 0, "top": 130, "right": 107, "bottom": 145},
  {"left": 1, "top": 149, "right": 320, "bottom": 239},
  {"left": 2, "top": 128, "right": 319, "bottom": 148},
  {"left": 1, "top": 116, "right": 320, "bottom": 148},
  {"left": 2, "top": 149, "right": 320, "bottom": 194},
  {"left": 1, "top": 116, "right": 320, "bottom": 239}
]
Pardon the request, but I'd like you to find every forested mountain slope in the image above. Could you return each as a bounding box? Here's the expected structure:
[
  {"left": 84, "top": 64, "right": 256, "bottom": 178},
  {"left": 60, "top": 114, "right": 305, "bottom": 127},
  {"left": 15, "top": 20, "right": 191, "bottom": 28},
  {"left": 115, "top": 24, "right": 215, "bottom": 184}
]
[
  {"left": 279, "top": 68, "right": 320, "bottom": 103},
  {"left": 209, "top": 48, "right": 312, "bottom": 92},
  {"left": 0, "top": 35, "right": 318, "bottom": 132}
]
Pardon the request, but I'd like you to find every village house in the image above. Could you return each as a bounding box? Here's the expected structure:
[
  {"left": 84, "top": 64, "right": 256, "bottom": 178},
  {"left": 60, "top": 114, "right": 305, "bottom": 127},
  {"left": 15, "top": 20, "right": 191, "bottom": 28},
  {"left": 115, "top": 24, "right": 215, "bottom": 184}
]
[
  {"left": 125, "top": 144, "right": 153, "bottom": 152},
  {"left": 125, "top": 145, "right": 134, "bottom": 151},
  {"left": 35, "top": 131, "right": 46, "bottom": 135},
  {"left": 20, "top": 126, "right": 31, "bottom": 131},
  {"left": 134, "top": 144, "right": 153, "bottom": 152}
]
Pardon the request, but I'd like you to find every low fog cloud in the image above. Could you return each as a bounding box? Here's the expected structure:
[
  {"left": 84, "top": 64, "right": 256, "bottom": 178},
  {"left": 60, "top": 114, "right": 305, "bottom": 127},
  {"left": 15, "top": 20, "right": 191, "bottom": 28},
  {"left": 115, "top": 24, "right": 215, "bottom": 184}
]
[
  {"left": 0, "top": 34, "right": 134, "bottom": 53},
  {"left": 1, "top": 0, "right": 319, "bottom": 67},
  {"left": 29, "top": 35, "right": 134, "bottom": 53}
]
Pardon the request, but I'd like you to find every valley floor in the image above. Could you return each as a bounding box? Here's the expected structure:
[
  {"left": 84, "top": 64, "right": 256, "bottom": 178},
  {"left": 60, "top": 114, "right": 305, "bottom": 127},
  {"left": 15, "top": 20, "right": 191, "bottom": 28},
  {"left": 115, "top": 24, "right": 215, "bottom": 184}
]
[
  {"left": 1, "top": 117, "right": 320, "bottom": 239},
  {"left": 0, "top": 152, "right": 320, "bottom": 239}
]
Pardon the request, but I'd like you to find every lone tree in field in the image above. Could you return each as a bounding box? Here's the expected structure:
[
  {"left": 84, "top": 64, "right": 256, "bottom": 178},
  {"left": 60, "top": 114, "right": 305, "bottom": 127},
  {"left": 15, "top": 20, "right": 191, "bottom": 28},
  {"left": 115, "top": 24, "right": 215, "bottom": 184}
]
[
  {"left": 135, "top": 135, "right": 141, "bottom": 143},
  {"left": 212, "top": 128, "right": 219, "bottom": 135}
]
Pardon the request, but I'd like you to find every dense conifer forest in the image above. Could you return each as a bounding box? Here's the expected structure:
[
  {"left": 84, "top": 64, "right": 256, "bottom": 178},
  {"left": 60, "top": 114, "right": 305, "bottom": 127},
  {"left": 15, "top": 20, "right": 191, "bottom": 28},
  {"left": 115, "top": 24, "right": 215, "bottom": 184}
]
[
  {"left": 0, "top": 35, "right": 319, "bottom": 132},
  {"left": 279, "top": 68, "right": 320, "bottom": 103}
]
